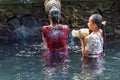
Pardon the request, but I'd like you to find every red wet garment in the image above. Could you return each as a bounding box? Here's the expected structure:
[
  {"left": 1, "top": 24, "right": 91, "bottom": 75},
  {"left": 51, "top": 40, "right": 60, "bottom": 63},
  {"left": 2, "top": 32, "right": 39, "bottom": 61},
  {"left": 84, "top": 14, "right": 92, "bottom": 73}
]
[
  {"left": 42, "top": 24, "right": 70, "bottom": 50},
  {"left": 43, "top": 50, "right": 69, "bottom": 67}
]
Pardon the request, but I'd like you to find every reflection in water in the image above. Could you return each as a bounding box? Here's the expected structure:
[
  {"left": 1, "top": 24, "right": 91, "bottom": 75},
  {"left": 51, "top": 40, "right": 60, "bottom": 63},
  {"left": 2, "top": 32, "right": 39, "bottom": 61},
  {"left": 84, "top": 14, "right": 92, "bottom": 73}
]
[
  {"left": 1, "top": 41, "right": 120, "bottom": 80},
  {"left": 42, "top": 64, "right": 69, "bottom": 80},
  {"left": 72, "top": 56, "right": 105, "bottom": 80},
  {"left": 80, "top": 56, "right": 105, "bottom": 80},
  {"left": 81, "top": 57, "right": 104, "bottom": 73},
  {"left": 42, "top": 50, "right": 69, "bottom": 67}
]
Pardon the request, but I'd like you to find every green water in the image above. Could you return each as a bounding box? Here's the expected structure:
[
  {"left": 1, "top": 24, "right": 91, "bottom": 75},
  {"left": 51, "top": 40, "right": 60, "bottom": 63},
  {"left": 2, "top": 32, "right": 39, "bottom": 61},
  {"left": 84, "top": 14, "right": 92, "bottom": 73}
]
[{"left": 0, "top": 41, "right": 120, "bottom": 80}]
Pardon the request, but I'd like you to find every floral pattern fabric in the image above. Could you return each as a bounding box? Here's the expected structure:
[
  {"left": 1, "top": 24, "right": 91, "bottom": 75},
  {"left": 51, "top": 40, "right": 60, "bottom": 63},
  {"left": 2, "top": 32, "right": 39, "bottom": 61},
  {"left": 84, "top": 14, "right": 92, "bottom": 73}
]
[{"left": 86, "top": 32, "right": 103, "bottom": 57}]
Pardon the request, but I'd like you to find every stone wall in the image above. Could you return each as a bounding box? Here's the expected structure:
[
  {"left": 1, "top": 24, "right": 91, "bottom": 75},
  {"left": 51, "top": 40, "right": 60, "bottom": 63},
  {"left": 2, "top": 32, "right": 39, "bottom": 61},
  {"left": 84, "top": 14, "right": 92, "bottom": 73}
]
[{"left": 0, "top": 0, "right": 120, "bottom": 43}]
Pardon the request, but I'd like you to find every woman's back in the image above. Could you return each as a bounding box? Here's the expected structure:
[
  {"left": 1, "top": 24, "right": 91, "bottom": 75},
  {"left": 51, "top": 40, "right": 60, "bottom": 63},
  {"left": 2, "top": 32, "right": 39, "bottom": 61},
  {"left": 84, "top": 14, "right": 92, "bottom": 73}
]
[{"left": 42, "top": 24, "right": 69, "bottom": 50}]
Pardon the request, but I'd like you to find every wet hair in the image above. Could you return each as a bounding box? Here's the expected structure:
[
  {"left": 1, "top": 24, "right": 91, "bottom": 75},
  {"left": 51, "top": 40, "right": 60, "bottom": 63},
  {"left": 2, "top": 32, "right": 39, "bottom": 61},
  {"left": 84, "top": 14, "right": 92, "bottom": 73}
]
[
  {"left": 49, "top": 6, "right": 61, "bottom": 25},
  {"left": 90, "top": 14, "right": 103, "bottom": 28}
]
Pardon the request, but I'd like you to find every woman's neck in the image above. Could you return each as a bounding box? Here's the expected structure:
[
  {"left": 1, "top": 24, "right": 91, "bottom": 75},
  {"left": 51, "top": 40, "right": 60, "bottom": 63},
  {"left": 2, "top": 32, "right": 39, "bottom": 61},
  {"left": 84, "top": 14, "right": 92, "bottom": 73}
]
[
  {"left": 49, "top": 18, "right": 59, "bottom": 28},
  {"left": 92, "top": 28, "right": 99, "bottom": 33},
  {"left": 50, "top": 22, "right": 58, "bottom": 27},
  {"left": 50, "top": 23, "right": 59, "bottom": 28}
]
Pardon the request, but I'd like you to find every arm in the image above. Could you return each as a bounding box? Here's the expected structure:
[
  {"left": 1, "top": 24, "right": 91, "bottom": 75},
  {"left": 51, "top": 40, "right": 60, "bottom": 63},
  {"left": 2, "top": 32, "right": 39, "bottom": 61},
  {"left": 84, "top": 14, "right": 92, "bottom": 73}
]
[
  {"left": 41, "top": 26, "right": 46, "bottom": 43},
  {"left": 42, "top": 32, "right": 45, "bottom": 43},
  {"left": 80, "top": 38, "right": 90, "bottom": 57},
  {"left": 64, "top": 25, "right": 70, "bottom": 38}
]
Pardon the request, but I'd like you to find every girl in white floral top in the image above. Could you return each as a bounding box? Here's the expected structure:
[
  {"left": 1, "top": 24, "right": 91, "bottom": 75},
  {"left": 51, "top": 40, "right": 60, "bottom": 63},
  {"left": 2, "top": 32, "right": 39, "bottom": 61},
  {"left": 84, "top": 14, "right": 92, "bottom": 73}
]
[
  {"left": 80, "top": 14, "right": 105, "bottom": 75},
  {"left": 80, "top": 14, "right": 104, "bottom": 58}
]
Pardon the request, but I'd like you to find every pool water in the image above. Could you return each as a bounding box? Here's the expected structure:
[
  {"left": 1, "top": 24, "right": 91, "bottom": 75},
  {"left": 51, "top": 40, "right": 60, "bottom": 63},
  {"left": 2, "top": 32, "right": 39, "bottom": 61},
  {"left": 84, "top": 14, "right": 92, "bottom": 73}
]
[{"left": 0, "top": 41, "right": 120, "bottom": 80}]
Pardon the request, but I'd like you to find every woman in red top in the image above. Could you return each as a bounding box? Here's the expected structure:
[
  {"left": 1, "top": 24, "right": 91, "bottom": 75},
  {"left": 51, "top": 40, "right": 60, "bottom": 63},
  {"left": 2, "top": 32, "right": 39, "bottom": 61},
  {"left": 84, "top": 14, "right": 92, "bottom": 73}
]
[{"left": 42, "top": 6, "right": 70, "bottom": 67}]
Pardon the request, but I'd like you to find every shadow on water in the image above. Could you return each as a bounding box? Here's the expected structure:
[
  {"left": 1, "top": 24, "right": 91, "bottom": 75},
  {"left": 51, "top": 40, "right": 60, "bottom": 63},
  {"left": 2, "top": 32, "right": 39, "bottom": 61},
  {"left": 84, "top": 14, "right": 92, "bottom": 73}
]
[{"left": 0, "top": 40, "right": 120, "bottom": 80}]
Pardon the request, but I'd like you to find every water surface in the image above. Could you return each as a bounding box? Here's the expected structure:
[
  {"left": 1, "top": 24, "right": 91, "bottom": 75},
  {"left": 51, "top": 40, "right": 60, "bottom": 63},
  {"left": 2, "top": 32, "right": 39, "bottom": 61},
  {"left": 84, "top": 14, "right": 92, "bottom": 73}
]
[{"left": 0, "top": 41, "right": 120, "bottom": 80}]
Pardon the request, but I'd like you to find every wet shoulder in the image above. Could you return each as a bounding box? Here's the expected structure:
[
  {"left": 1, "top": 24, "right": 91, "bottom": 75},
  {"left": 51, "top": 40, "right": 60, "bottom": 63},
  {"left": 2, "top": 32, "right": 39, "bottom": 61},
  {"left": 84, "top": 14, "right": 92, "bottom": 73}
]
[
  {"left": 42, "top": 25, "right": 52, "bottom": 31},
  {"left": 42, "top": 25, "right": 50, "bottom": 29},
  {"left": 59, "top": 24, "right": 69, "bottom": 29}
]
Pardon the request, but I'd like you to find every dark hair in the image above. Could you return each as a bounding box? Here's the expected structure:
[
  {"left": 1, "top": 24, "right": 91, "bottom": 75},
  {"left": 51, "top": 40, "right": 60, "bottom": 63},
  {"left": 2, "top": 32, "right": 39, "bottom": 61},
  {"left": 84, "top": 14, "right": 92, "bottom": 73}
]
[
  {"left": 91, "top": 14, "right": 106, "bottom": 52},
  {"left": 49, "top": 6, "right": 61, "bottom": 25},
  {"left": 90, "top": 14, "right": 103, "bottom": 28}
]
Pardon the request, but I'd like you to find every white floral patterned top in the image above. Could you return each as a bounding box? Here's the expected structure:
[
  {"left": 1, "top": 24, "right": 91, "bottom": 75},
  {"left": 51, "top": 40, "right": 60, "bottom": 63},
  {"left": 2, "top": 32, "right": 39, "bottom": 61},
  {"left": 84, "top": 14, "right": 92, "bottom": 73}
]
[{"left": 85, "top": 32, "right": 104, "bottom": 57}]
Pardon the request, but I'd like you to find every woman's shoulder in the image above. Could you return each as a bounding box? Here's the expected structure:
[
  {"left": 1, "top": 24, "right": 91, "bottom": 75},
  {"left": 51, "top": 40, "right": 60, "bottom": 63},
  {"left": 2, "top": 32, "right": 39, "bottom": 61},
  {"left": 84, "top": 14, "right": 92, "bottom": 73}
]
[
  {"left": 99, "top": 29, "right": 103, "bottom": 33},
  {"left": 59, "top": 24, "right": 69, "bottom": 28},
  {"left": 42, "top": 25, "right": 52, "bottom": 30},
  {"left": 87, "top": 32, "right": 103, "bottom": 43},
  {"left": 42, "top": 25, "right": 52, "bottom": 32},
  {"left": 90, "top": 32, "right": 102, "bottom": 37},
  {"left": 86, "top": 33, "right": 98, "bottom": 41},
  {"left": 43, "top": 25, "right": 50, "bottom": 28}
]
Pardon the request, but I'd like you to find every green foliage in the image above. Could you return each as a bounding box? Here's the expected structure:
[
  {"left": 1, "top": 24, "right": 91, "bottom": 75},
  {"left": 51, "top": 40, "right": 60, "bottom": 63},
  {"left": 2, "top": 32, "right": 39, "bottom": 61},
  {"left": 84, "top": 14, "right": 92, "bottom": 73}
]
[
  {"left": 0, "top": 4, "right": 29, "bottom": 13},
  {"left": 0, "top": 0, "right": 44, "bottom": 13},
  {"left": 0, "top": 0, "right": 43, "bottom": 4}
]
